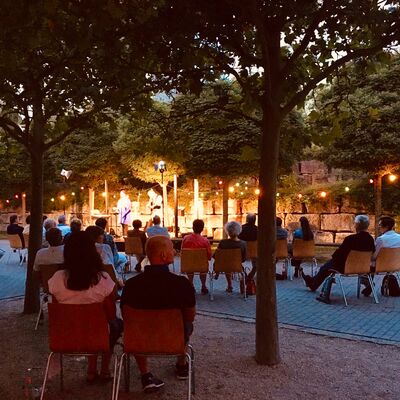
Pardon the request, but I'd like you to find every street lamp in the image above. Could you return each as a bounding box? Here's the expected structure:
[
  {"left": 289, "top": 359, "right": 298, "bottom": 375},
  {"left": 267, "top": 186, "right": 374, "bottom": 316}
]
[
  {"left": 60, "top": 195, "right": 66, "bottom": 215},
  {"left": 155, "top": 161, "right": 167, "bottom": 226}
]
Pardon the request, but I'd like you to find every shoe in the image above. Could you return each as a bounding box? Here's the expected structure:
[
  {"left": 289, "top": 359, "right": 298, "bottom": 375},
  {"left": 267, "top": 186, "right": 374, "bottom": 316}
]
[
  {"left": 361, "top": 286, "right": 372, "bottom": 297},
  {"left": 141, "top": 372, "right": 165, "bottom": 393},
  {"left": 176, "top": 363, "right": 189, "bottom": 380},
  {"left": 201, "top": 287, "right": 209, "bottom": 295},
  {"left": 301, "top": 271, "right": 316, "bottom": 292},
  {"left": 226, "top": 286, "right": 233, "bottom": 293},
  {"left": 134, "top": 263, "right": 142, "bottom": 273},
  {"left": 316, "top": 295, "right": 331, "bottom": 304},
  {"left": 214, "top": 273, "right": 220, "bottom": 280}
]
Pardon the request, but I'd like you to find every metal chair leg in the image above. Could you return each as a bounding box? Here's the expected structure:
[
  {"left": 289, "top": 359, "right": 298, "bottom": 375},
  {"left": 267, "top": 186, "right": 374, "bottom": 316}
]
[
  {"left": 188, "top": 345, "right": 195, "bottom": 395},
  {"left": 186, "top": 352, "right": 192, "bottom": 400},
  {"left": 357, "top": 276, "right": 361, "bottom": 299},
  {"left": 210, "top": 272, "right": 214, "bottom": 300},
  {"left": 368, "top": 274, "right": 379, "bottom": 304},
  {"left": 40, "top": 352, "right": 55, "bottom": 400},
  {"left": 34, "top": 305, "right": 43, "bottom": 331},
  {"left": 115, "top": 352, "right": 127, "bottom": 400},
  {"left": 112, "top": 353, "right": 119, "bottom": 400},
  {"left": 242, "top": 272, "right": 247, "bottom": 300},
  {"left": 337, "top": 275, "right": 348, "bottom": 306}
]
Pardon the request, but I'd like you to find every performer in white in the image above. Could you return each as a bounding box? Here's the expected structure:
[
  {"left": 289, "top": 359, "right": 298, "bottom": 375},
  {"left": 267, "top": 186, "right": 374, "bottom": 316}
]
[
  {"left": 117, "top": 190, "right": 132, "bottom": 236},
  {"left": 146, "top": 188, "right": 163, "bottom": 218}
]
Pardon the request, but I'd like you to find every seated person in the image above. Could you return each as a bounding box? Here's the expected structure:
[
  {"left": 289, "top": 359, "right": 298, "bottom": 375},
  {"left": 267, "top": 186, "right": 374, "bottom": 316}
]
[
  {"left": 146, "top": 215, "right": 169, "bottom": 238},
  {"left": 238, "top": 213, "right": 257, "bottom": 281},
  {"left": 302, "top": 214, "right": 375, "bottom": 303},
  {"left": 182, "top": 219, "right": 212, "bottom": 294},
  {"left": 216, "top": 221, "right": 246, "bottom": 293},
  {"left": 63, "top": 218, "right": 82, "bottom": 243},
  {"left": 48, "top": 231, "right": 122, "bottom": 383},
  {"left": 127, "top": 219, "right": 147, "bottom": 273},
  {"left": 276, "top": 217, "right": 288, "bottom": 240},
  {"left": 57, "top": 214, "right": 71, "bottom": 237},
  {"left": 33, "top": 228, "right": 64, "bottom": 272},
  {"left": 85, "top": 225, "right": 115, "bottom": 266},
  {"left": 291, "top": 216, "right": 314, "bottom": 277},
  {"left": 42, "top": 218, "right": 57, "bottom": 246},
  {"left": 121, "top": 236, "right": 195, "bottom": 393},
  {"left": 22, "top": 215, "right": 31, "bottom": 236},
  {"left": 7, "top": 214, "right": 25, "bottom": 248}
]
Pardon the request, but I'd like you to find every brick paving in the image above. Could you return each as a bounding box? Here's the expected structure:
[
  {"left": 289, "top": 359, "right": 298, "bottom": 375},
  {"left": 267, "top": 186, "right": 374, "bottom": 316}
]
[{"left": 1, "top": 239, "right": 399, "bottom": 345}]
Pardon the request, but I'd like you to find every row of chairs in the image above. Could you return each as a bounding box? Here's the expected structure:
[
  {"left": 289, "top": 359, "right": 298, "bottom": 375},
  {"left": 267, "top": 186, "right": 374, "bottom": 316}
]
[
  {"left": 41, "top": 303, "right": 194, "bottom": 400},
  {"left": 5, "top": 233, "right": 29, "bottom": 264}
]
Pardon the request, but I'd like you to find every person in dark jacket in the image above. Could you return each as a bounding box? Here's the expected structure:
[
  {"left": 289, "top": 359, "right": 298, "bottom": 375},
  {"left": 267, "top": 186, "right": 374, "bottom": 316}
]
[
  {"left": 238, "top": 213, "right": 257, "bottom": 280},
  {"left": 7, "top": 215, "right": 25, "bottom": 252}
]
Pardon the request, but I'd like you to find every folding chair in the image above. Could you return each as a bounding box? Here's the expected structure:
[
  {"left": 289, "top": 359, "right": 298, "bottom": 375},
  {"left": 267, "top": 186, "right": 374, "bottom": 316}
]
[
  {"left": 275, "top": 239, "right": 292, "bottom": 280},
  {"left": 34, "top": 264, "right": 64, "bottom": 330},
  {"left": 330, "top": 250, "right": 377, "bottom": 306},
  {"left": 124, "top": 237, "right": 144, "bottom": 271},
  {"left": 180, "top": 248, "right": 211, "bottom": 296},
  {"left": 6, "top": 234, "right": 25, "bottom": 264},
  {"left": 211, "top": 248, "right": 246, "bottom": 300},
  {"left": 374, "top": 247, "right": 400, "bottom": 296},
  {"left": 292, "top": 239, "right": 318, "bottom": 276},
  {"left": 40, "top": 302, "right": 115, "bottom": 400},
  {"left": 114, "top": 307, "right": 194, "bottom": 400}
]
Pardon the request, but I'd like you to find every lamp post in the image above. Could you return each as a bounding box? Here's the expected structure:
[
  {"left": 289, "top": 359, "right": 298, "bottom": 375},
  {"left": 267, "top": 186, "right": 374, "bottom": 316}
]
[
  {"left": 60, "top": 195, "right": 66, "bottom": 215},
  {"left": 157, "top": 161, "right": 166, "bottom": 227}
]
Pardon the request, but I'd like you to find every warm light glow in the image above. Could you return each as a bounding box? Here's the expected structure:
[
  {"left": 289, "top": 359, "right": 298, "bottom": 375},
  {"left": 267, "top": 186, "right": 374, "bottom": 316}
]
[
  {"left": 22, "top": 193, "right": 26, "bottom": 198},
  {"left": 369, "top": 179, "right": 374, "bottom": 184},
  {"left": 14, "top": 194, "right": 19, "bottom": 199},
  {"left": 276, "top": 192, "right": 280, "bottom": 197},
  {"left": 6, "top": 200, "right": 10, "bottom": 204},
  {"left": 389, "top": 174, "right": 397, "bottom": 182},
  {"left": 60, "top": 195, "right": 66, "bottom": 201},
  {"left": 245, "top": 181, "right": 248, "bottom": 185},
  {"left": 80, "top": 186, "right": 84, "bottom": 190},
  {"left": 320, "top": 191, "right": 327, "bottom": 198},
  {"left": 255, "top": 189, "right": 260, "bottom": 195},
  {"left": 345, "top": 186, "right": 350, "bottom": 192},
  {"left": 298, "top": 193, "right": 303, "bottom": 199},
  {"left": 215, "top": 192, "right": 219, "bottom": 195},
  {"left": 71, "top": 192, "right": 75, "bottom": 196},
  {"left": 240, "top": 191, "right": 244, "bottom": 195},
  {"left": 51, "top": 198, "right": 55, "bottom": 202},
  {"left": 235, "top": 182, "right": 240, "bottom": 187},
  {"left": 229, "top": 186, "right": 234, "bottom": 193},
  {"left": 245, "top": 186, "right": 248, "bottom": 190},
  {"left": 200, "top": 193, "right": 204, "bottom": 197},
  {"left": 101, "top": 192, "right": 107, "bottom": 197},
  {"left": 218, "top": 180, "right": 223, "bottom": 185}
]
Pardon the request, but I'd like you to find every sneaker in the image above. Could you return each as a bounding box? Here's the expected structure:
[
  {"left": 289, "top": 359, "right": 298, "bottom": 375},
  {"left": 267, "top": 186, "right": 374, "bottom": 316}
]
[
  {"left": 301, "top": 271, "right": 316, "bottom": 292},
  {"left": 316, "top": 295, "right": 331, "bottom": 304},
  {"left": 176, "top": 363, "right": 189, "bottom": 380},
  {"left": 141, "top": 372, "right": 165, "bottom": 393}
]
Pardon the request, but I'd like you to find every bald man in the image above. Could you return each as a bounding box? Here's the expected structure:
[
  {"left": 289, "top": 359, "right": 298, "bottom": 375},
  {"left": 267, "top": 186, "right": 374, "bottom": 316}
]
[{"left": 121, "top": 236, "right": 196, "bottom": 393}]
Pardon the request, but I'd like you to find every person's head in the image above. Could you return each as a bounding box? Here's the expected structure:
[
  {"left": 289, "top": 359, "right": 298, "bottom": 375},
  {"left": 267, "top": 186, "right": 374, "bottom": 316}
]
[
  {"left": 120, "top": 189, "right": 126, "bottom": 198},
  {"left": 354, "top": 214, "right": 370, "bottom": 232},
  {"left": 95, "top": 217, "right": 107, "bottom": 230},
  {"left": 43, "top": 218, "right": 57, "bottom": 231},
  {"left": 153, "top": 215, "right": 161, "bottom": 226},
  {"left": 25, "top": 215, "right": 31, "bottom": 225},
  {"left": 85, "top": 225, "right": 104, "bottom": 243},
  {"left": 42, "top": 215, "right": 48, "bottom": 222},
  {"left": 132, "top": 219, "right": 143, "bottom": 230},
  {"left": 70, "top": 218, "right": 82, "bottom": 234},
  {"left": 58, "top": 214, "right": 66, "bottom": 225},
  {"left": 45, "top": 228, "right": 63, "bottom": 247},
  {"left": 299, "top": 216, "right": 313, "bottom": 241},
  {"left": 276, "top": 217, "right": 283, "bottom": 227},
  {"left": 10, "top": 215, "right": 18, "bottom": 224},
  {"left": 145, "top": 236, "right": 174, "bottom": 265},
  {"left": 246, "top": 213, "right": 256, "bottom": 225},
  {"left": 378, "top": 216, "right": 395, "bottom": 233},
  {"left": 192, "top": 219, "right": 205, "bottom": 234},
  {"left": 224, "top": 221, "right": 242, "bottom": 239},
  {"left": 63, "top": 231, "right": 104, "bottom": 291}
]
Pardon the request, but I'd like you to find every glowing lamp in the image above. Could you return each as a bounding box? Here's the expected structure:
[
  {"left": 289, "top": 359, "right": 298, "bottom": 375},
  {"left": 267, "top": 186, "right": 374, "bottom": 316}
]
[
  {"left": 320, "top": 191, "right": 327, "bottom": 198},
  {"left": 389, "top": 174, "right": 397, "bottom": 182},
  {"left": 297, "top": 193, "right": 303, "bottom": 199},
  {"left": 255, "top": 189, "right": 260, "bottom": 195},
  {"left": 51, "top": 198, "right": 55, "bottom": 202},
  {"left": 369, "top": 179, "right": 374, "bottom": 184},
  {"left": 345, "top": 187, "right": 350, "bottom": 192},
  {"left": 60, "top": 195, "right": 66, "bottom": 201},
  {"left": 229, "top": 187, "right": 234, "bottom": 193},
  {"left": 101, "top": 192, "right": 106, "bottom": 197}
]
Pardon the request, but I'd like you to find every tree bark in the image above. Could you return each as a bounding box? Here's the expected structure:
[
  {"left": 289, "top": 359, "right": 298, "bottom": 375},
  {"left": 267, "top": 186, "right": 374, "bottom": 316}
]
[
  {"left": 374, "top": 174, "right": 382, "bottom": 237},
  {"left": 23, "top": 149, "right": 43, "bottom": 313},
  {"left": 256, "top": 103, "right": 281, "bottom": 365}
]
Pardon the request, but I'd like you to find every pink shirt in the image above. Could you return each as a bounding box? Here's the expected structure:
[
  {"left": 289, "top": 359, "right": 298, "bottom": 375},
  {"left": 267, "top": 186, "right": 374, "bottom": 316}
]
[
  {"left": 48, "top": 270, "right": 115, "bottom": 304},
  {"left": 182, "top": 233, "right": 212, "bottom": 260}
]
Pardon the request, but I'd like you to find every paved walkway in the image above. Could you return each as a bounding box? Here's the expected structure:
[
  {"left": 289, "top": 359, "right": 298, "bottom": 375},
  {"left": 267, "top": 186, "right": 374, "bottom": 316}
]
[{"left": 1, "top": 239, "right": 399, "bottom": 345}]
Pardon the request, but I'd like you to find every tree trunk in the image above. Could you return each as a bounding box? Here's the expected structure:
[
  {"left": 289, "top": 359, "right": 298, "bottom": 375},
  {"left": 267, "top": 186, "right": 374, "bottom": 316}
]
[
  {"left": 222, "top": 180, "right": 229, "bottom": 239},
  {"left": 256, "top": 104, "right": 281, "bottom": 365},
  {"left": 374, "top": 174, "right": 382, "bottom": 237},
  {"left": 23, "top": 150, "right": 43, "bottom": 313}
]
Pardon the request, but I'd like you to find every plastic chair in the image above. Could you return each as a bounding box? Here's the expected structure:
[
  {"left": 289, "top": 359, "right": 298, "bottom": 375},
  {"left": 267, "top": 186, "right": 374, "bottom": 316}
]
[
  {"left": 292, "top": 239, "right": 318, "bottom": 276},
  {"left": 40, "top": 302, "right": 115, "bottom": 400},
  {"left": 6, "top": 234, "right": 25, "bottom": 264},
  {"left": 275, "top": 239, "right": 292, "bottom": 280},
  {"left": 375, "top": 247, "right": 400, "bottom": 276},
  {"left": 181, "top": 248, "right": 211, "bottom": 295},
  {"left": 34, "top": 264, "right": 64, "bottom": 330},
  {"left": 124, "top": 237, "right": 144, "bottom": 271},
  {"left": 211, "top": 248, "right": 246, "bottom": 300},
  {"left": 246, "top": 241, "right": 257, "bottom": 260},
  {"left": 114, "top": 307, "right": 194, "bottom": 400},
  {"left": 330, "top": 250, "right": 377, "bottom": 306}
]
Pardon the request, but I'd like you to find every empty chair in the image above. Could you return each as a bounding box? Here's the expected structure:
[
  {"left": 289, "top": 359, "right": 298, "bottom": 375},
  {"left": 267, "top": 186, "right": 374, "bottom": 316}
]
[
  {"left": 275, "top": 239, "right": 292, "bottom": 280},
  {"left": 246, "top": 241, "right": 257, "bottom": 260},
  {"left": 292, "top": 239, "right": 318, "bottom": 276},
  {"left": 211, "top": 248, "right": 246, "bottom": 300},
  {"left": 124, "top": 236, "right": 144, "bottom": 271}
]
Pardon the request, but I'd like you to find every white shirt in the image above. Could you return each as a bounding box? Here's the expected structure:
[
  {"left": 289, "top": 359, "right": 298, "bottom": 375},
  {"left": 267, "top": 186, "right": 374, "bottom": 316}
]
[
  {"left": 373, "top": 230, "right": 400, "bottom": 260},
  {"left": 33, "top": 245, "right": 64, "bottom": 271},
  {"left": 95, "top": 243, "right": 115, "bottom": 266}
]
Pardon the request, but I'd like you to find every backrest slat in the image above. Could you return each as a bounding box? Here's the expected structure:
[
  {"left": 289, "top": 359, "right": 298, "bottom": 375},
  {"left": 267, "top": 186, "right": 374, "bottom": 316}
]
[
  {"left": 213, "top": 248, "right": 243, "bottom": 273},
  {"left": 180, "top": 248, "right": 209, "bottom": 273}
]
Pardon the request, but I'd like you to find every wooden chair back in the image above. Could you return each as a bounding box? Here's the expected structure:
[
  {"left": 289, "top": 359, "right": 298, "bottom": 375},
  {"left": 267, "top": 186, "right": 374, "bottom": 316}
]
[
  {"left": 275, "top": 239, "right": 289, "bottom": 259},
  {"left": 101, "top": 264, "right": 119, "bottom": 295},
  {"left": 122, "top": 306, "right": 185, "bottom": 354},
  {"left": 180, "top": 248, "right": 209, "bottom": 273},
  {"left": 293, "top": 239, "right": 315, "bottom": 259},
  {"left": 7, "top": 234, "right": 23, "bottom": 249},
  {"left": 125, "top": 236, "right": 144, "bottom": 255},
  {"left": 39, "top": 264, "right": 63, "bottom": 293},
  {"left": 23, "top": 233, "right": 29, "bottom": 249},
  {"left": 246, "top": 241, "right": 257, "bottom": 259},
  {"left": 48, "top": 302, "right": 109, "bottom": 353},
  {"left": 213, "top": 248, "right": 243, "bottom": 273},
  {"left": 343, "top": 251, "right": 373, "bottom": 275},
  {"left": 375, "top": 247, "right": 400, "bottom": 273}
]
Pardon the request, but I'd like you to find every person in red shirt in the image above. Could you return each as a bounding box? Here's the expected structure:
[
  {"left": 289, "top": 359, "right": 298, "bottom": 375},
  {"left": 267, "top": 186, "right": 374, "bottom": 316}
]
[{"left": 181, "top": 219, "right": 212, "bottom": 294}]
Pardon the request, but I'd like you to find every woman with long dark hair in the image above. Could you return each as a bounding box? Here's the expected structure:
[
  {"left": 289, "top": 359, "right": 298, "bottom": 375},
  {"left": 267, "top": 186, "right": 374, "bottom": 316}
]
[
  {"left": 48, "top": 231, "right": 122, "bottom": 383},
  {"left": 292, "top": 216, "right": 314, "bottom": 277}
]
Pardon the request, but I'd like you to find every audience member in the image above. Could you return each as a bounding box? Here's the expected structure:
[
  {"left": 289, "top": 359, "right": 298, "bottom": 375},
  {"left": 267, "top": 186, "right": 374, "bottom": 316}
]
[
  {"left": 22, "top": 215, "right": 31, "bottom": 235},
  {"left": 63, "top": 218, "right": 82, "bottom": 243},
  {"left": 57, "top": 215, "right": 71, "bottom": 237},
  {"left": 291, "top": 216, "right": 314, "bottom": 277},
  {"left": 33, "top": 228, "right": 64, "bottom": 271},
  {"left": 302, "top": 214, "right": 375, "bottom": 303},
  {"left": 146, "top": 215, "right": 169, "bottom": 238},
  {"left": 48, "top": 231, "right": 122, "bottom": 383},
  {"left": 276, "top": 217, "right": 288, "bottom": 240},
  {"left": 216, "top": 221, "right": 246, "bottom": 293},
  {"left": 85, "top": 225, "right": 114, "bottom": 266},
  {"left": 127, "top": 219, "right": 147, "bottom": 272},
  {"left": 7, "top": 214, "right": 25, "bottom": 249},
  {"left": 121, "top": 236, "right": 195, "bottom": 392},
  {"left": 182, "top": 219, "right": 212, "bottom": 294},
  {"left": 238, "top": 213, "right": 257, "bottom": 281}
]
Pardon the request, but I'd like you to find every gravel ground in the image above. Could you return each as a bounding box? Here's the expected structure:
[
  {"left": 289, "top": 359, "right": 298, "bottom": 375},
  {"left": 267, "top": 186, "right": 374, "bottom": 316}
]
[{"left": 1, "top": 298, "right": 400, "bottom": 400}]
